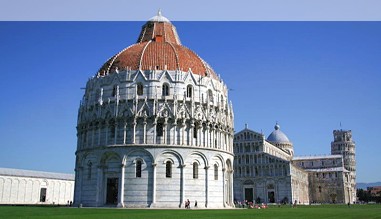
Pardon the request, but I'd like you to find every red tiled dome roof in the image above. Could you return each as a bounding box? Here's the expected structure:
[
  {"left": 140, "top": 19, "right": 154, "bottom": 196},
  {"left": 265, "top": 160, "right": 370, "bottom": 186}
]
[{"left": 98, "top": 14, "right": 217, "bottom": 78}]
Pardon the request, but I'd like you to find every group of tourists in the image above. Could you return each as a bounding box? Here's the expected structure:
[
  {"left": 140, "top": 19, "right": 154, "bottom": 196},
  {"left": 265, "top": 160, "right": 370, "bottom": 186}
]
[{"left": 184, "top": 199, "right": 197, "bottom": 209}]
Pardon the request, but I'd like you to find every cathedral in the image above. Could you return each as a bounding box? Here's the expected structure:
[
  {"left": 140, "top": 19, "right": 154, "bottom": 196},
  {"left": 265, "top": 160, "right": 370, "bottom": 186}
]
[
  {"left": 233, "top": 124, "right": 356, "bottom": 205},
  {"left": 74, "top": 12, "right": 234, "bottom": 208}
]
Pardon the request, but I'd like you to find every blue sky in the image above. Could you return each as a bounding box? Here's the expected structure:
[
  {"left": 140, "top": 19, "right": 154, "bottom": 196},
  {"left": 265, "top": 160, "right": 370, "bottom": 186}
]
[
  {"left": 0, "top": 21, "right": 380, "bottom": 183},
  {"left": 0, "top": 1, "right": 381, "bottom": 183}
]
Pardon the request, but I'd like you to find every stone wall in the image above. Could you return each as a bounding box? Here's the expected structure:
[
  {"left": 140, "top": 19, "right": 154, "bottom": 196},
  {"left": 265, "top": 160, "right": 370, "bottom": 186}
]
[
  {"left": 74, "top": 146, "right": 233, "bottom": 208},
  {"left": 0, "top": 175, "right": 74, "bottom": 205}
]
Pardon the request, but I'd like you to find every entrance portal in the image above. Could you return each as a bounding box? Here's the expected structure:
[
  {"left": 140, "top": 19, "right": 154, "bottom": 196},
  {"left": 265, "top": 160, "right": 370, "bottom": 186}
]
[
  {"left": 245, "top": 188, "right": 253, "bottom": 203},
  {"left": 268, "top": 191, "right": 275, "bottom": 203},
  {"left": 106, "top": 178, "right": 119, "bottom": 205}
]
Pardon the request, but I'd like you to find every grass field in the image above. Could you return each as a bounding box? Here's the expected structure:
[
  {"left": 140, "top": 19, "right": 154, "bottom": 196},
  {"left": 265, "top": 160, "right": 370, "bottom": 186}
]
[{"left": 0, "top": 204, "right": 380, "bottom": 219}]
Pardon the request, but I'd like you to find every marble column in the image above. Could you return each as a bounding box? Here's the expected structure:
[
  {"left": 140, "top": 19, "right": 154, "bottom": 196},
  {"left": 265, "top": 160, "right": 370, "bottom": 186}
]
[
  {"left": 91, "top": 124, "right": 95, "bottom": 147},
  {"left": 151, "top": 163, "right": 157, "bottom": 205},
  {"left": 163, "top": 119, "right": 168, "bottom": 145},
  {"left": 117, "top": 164, "right": 125, "bottom": 207},
  {"left": 143, "top": 117, "right": 147, "bottom": 144},
  {"left": 114, "top": 121, "right": 118, "bottom": 145},
  {"left": 132, "top": 118, "right": 136, "bottom": 144},
  {"left": 123, "top": 120, "right": 127, "bottom": 144},
  {"left": 105, "top": 121, "right": 109, "bottom": 145},
  {"left": 229, "top": 170, "right": 234, "bottom": 206},
  {"left": 74, "top": 167, "right": 83, "bottom": 206},
  {"left": 222, "top": 168, "right": 226, "bottom": 207},
  {"left": 172, "top": 120, "right": 177, "bottom": 145},
  {"left": 96, "top": 166, "right": 103, "bottom": 206},
  {"left": 181, "top": 121, "right": 186, "bottom": 145},
  {"left": 204, "top": 166, "right": 209, "bottom": 208},
  {"left": 153, "top": 122, "right": 157, "bottom": 145},
  {"left": 180, "top": 164, "right": 186, "bottom": 207},
  {"left": 205, "top": 125, "right": 209, "bottom": 148},
  {"left": 98, "top": 122, "right": 102, "bottom": 146},
  {"left": 190, "top": 121, "right": 194, "bottom": 146}
]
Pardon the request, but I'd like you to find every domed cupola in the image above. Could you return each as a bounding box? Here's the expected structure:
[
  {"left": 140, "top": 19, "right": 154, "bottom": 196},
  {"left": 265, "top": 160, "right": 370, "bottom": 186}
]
[
  {"left": 97, "top": 10, "right": 217, "bottom": 79},
  {"left": 267, "top": 123, "right": 294, "bottom": 156}
]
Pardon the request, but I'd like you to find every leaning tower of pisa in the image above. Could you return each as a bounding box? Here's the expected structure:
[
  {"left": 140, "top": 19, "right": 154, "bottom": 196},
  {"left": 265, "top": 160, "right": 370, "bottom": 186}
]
[{"left": 331, "top": 129, "right": 356, "bottom": 203}]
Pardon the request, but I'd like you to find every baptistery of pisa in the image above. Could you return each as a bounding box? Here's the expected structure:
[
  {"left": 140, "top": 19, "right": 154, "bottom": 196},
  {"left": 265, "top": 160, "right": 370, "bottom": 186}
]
[{"left": 74, "top": 12, "right": 234, "bottom": 208}]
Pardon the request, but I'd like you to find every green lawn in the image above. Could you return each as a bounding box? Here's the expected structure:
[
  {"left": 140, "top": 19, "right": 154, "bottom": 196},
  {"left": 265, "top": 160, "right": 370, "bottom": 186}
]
[{"left": 0, "top": 204, "right": 380, "bottom": 219}]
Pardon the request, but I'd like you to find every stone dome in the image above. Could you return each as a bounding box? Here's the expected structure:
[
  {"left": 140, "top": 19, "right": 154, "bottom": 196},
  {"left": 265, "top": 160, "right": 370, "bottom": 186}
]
[
  {"left": 97, "top": 11, "right": 217, "bottom": 79},
  {"left": 267, "top": 123, "right": 291, "bottom": 143}
]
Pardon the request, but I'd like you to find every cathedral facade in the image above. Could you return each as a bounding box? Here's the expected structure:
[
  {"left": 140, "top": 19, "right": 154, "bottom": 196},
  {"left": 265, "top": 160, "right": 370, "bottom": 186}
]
[
  {"left": 74, "top": 12, "right": 234, "bottom": 208},
  {"left": 233, "top": 124, "right": 356, "bottom": 205}
]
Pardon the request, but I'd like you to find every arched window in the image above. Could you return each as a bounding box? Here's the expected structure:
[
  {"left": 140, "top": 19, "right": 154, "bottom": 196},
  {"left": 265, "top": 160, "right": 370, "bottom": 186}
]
[
  {"left": 318, "top": 186, "right": 322, "bottom": 193},
  {"left": 186, "top": 85, "right": 193, "bottom": 98},
  {"left": 87, "top": 161, "right": 92, "bottom": 179},
  {"left": 39, "top": 188, "right": 47, "bottom": 202},
  {"left": 162, "top": 83, "right": 169, "bottom": 96},
  {"left": 137, "top": 83, "right": 143, "bottom": 95},
  {"left": 109, "top": 122, "right": 115, "bottom": 142},
  {"left": 136, "top": 160, "right": 142, "bottom": 178},
  {"left": 208, "top": 89, "right": 213, "bottom": 102},
  {"left": 193, "top": 125, "right": 197, "bottom": 138},
  {"left": 166, "top": 161, "right": 172, "bottom": 178},
  {"left": 112, "top": 85, "right": 118, "bottom": 97},
  {"left": 214, "top": 164, "right": 218, "bottom": 180},
  {"left": 157, "top": 122, "right": 163, "bottom": 137},
  {"left": 193, "top": 162, "right": 198, "bottom": 179}
]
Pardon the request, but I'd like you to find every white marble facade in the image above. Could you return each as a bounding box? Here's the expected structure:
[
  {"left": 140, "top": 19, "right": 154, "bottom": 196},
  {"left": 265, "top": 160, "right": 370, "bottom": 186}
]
[
  {"left": 233, "top": 125, "right": 356, "bottom": 205},
  {"left": 74, "top": 12, "right": 235, "bottom": 208},
  {"left": 0, "top": 168, "right": 74, "bottom": 205}
]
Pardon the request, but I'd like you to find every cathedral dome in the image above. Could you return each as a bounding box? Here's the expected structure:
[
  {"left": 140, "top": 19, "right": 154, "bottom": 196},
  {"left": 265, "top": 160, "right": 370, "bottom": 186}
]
[
  {"left": 267, "top": 123, "right": 291, "bottom": 143},
  {"left": 97, "top": 11, "right": 217, "bottom": 79}
]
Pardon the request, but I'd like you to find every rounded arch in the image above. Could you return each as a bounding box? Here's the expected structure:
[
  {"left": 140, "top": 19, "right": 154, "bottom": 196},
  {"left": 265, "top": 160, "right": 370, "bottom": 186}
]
[
  {"left": 136, "top": 82, "right": 144, "bottom": 96},
  {"left": 192, "top": 160, "right": 201, "bottom": 166},
  {"left": 80, "top": 152, "right": 97, "bottom": 167},
  {"left": 87, "top": 160, "right": 93, "bottom": 166},
  {"left": 162, "top": 82, "right": 170, "bottom": 96},
  {"left": 122, "top": 155, "right": 127, "bottom": 166},
  {"left": 41, "top": 179, "right": 49, "bottom": 187},
  {"left": 163, "top": 158, "right": 175, "bottom": 164},
  {"left": 243, "top": 180, "right": 254, "bottom": 185},
  {"left": 211, "top": 154, "right": 226, "bottom": 169},
  {"left": 126, "top": 148, "right": 154, "bottom": 164},
  {"left": 99, "top": 151, "right": 122, "bottom": 166},
  {"left": 155, "top": 149, "right": 184, "bottom": 166},
  {"left": 225, "top": 158, "right": 233, "bottom": 171},
  {"left": 185, "top": 151, "right": 209, "bottom": 167},
  {"left": 186, "top": 84, "right": 193, "bottom": 98}
]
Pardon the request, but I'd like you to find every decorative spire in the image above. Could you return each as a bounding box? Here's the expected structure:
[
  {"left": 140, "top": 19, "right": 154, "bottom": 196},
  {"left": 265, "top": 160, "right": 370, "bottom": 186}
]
[
  {"left": 137, "top": 10, "right": 180, "bottom": 44},
  {"left": 274, "top": 122, "right": 280, "bottom": 130},
  {"left": 148, "top": 9, "right": 171, "bottom": 23}
]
